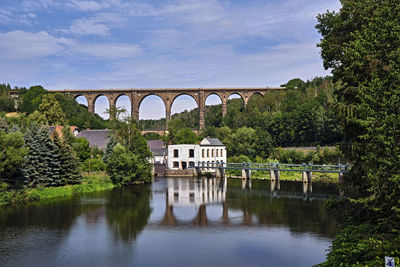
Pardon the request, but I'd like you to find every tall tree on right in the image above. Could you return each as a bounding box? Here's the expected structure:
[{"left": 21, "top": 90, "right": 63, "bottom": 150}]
[{"left": 316, "top": 1, "right": 400, "bottom": 265}]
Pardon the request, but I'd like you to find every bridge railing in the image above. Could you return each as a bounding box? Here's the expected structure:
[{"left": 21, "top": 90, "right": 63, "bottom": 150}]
[{"left": 192, "top": 161, "right": 350, "bottom": 174}]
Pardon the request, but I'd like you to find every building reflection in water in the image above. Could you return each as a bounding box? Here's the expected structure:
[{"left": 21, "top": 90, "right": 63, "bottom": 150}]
[{"left": 162, "top": 177, "right": 227, "bottom": 227}]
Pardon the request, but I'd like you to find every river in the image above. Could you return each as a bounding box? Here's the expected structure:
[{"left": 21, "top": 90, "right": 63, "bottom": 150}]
[{"left": 0, "top": 177, "right": 338, "bottom": 267}]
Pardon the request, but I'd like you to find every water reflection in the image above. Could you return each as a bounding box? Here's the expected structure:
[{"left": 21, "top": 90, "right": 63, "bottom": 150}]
[
  {"left": 153, "top": 178, "right": 338, "bottom": 237},
  {"left": 0, "top": 177, "right": 339, "bottom": 266},
  {"left": 105, "top": 185, "right": 151, "bottom": 242}
]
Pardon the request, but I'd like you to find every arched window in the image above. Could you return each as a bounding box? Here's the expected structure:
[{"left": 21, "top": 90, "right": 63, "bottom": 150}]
[
  {"left": 211, "top": 149, "right": 214, "bottom": 157},
  {"left": 202, "top": 149, "right": 205, "bottom": 157},
  {"left": 216, "top": 149, "right": 219, "bottom": 157},
  {"left": 220, "top": 149, "right": 223, "bottom": 157},
  {"left": 207, "top": 149, "right": 210, "bottom": 157}
]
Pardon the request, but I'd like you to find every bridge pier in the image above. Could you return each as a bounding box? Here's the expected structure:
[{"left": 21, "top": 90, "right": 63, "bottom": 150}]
[
  {"left": 215, "top": 161, "right": 225, "bottom": 178},
  {"left": 302, "top": 171, "right": 312, "bottom": 183},
  {"left": 270, "top": 169, "right": 280, "bottom": 181},
  {"left": 242, "top": 168, "right": 251, "bottom": 180},
  {"left": 222, "top": 98, "right": 227, "bottom": 117}
]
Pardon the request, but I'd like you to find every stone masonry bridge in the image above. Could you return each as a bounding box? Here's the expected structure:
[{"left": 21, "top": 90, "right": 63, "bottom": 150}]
[{"left": 12, "top": 87, "right": 284, "bottom": 130}]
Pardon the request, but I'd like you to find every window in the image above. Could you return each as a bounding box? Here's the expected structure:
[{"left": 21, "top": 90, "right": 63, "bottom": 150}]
[
  {"left": 216, "top": 150, "right": 219, "bottom": 157},
  {"left": 189, "top": 161, "right": 195, "bottom": 167},
  {"left": 212, "top": 161, "right": 215, "bottom": 167},
  {"left": 220, "top": 149, "right": 223, "bottom": 157},
  {"left": 173, "top": 161, "right": 179, "bottom": 168},
  {"left": 202, "top": 149, "right": 205, "bottom": 157},
  {"left": 211, "top": 149, "right": 214, "bottom": 157},
  {"left": 189, "top": 149, "right": 194, "bottom": 158},
  {"left": 207, "top": 161, "right": 210, "bottom": 167},
  {"left": 173, "top": 149, "right": 179, "bottom": 158},
  {"left": 207, "top": 149, "right": 210, "bottom": 157}
]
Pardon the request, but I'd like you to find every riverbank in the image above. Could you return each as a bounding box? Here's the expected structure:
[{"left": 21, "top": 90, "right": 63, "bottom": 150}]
[{"left": 0, "top": 172, "right": 116, "bottom": 206}]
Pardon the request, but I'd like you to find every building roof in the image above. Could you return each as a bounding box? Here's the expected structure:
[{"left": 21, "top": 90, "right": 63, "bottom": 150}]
[
  {"left": 151, "top": 148, "right": 168, "bottom": 156},
  {"left": 200, "top": 137, "right": 224, "bottom": 146},
  {"left": 77, "top": 130, "right": 111, "bottom": 149},
  {"left": 147, "top": 140, "right": 164, "bottom": 150}
]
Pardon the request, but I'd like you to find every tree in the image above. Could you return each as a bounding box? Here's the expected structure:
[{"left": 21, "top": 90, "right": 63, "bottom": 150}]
[
  {"left": 254, "top": 127, "right": 273, "bottom": 159},
  {"left": 0, "top": 130, "right": 28, "bottom": 184},
  {"left": 316, "top": 1, "right": 400, "bottom": 265},
  {"left": 103, "top": 134, "right": 117, "bottom": 164},
  {"left": 21, "top": 125, "right": 62, "bottom": 187},
  {"left": 106, "top": 118, "right": 152, "bottom": 185},
  {"left": 18, "top": 86, "right": 47, "bottom": 114},
  {"left": 53, "top": 133, "right": 82, "bottom": 185},
  {"left": 0, "top": 84, "right": 15, "bottom": 112},
  {"left": 29, "top": 94, "right": 66, "bottom": 125},
  {"left": 73, "top": 137, "right": 91, "bottom": 162}
]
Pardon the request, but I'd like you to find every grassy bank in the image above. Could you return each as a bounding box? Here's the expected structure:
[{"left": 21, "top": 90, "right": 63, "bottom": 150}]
[{"left": 0, "top": 172, "right": 116, "bottom": 206}]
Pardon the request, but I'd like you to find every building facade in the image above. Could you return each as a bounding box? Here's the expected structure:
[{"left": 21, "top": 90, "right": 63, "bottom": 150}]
[{"left": 167, "top": 138, "right": 226, "bottom": 171}]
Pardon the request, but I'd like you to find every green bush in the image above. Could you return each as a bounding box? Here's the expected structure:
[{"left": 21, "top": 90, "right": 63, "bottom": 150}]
[{"left": 82, "top": 158, "right": 106, "bottom": 172}]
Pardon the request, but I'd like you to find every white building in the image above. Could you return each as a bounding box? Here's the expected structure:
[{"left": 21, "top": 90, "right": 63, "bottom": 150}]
[{"left": 167, "top": 137, "right": 226, "bottom": 171}]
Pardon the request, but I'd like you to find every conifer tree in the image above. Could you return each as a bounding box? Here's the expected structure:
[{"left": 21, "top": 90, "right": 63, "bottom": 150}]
[
  {"left": 103, "top": 134, "right": 117, "bottom": 164},
  {"left": 53, "top": 132, "right": 82, "bottom": 185},
  {"left": 22, "top": 124, "right": 63, "bottom": 187}
]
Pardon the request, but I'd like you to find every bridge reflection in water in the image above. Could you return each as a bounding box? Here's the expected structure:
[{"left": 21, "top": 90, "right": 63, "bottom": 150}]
[{"left": 152, "top": 177, "right": 338, "bottom": 232}]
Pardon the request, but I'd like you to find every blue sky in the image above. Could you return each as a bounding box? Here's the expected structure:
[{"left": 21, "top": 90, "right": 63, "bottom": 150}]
[{"left": 0, "top": 0, "right": 340, "bottom": 119}]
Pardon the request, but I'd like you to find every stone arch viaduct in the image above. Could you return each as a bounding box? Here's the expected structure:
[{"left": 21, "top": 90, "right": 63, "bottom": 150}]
[{"left": 30, "top": 87, "right": 285, "bottom": 130}]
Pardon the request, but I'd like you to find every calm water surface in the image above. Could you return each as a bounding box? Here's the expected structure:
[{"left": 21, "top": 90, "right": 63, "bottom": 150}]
[{"left": 0, "top": 178, "right": 338, "bottom": 267}]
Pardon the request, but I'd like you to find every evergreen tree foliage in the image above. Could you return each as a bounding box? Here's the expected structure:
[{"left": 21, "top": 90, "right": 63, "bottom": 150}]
[
  {"left": 53, "top": 133, "right": 82, "bottom": 185},
  {"left": 22, "top": 124, "right": 63, "bottom": 187},
  {"left": 316, "top": 1, "right": 400, "bottom": 265},
  {"left": 103, "top": 134, "right": 117, "bottom": 164}
]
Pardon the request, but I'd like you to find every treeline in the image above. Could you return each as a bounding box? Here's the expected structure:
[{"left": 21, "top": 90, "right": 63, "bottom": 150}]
[
  {"left": 0, "top": 84, "right": 108, "bottom": 129},
  {"left": 140, "top": 76, "right": 342, "bottom": 148}
]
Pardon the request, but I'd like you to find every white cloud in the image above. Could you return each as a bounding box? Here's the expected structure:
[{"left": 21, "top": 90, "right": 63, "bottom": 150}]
[
  {"left": 0, "top": 31, "right": 67, "bottom": 59},
  {"left": 69, "top": 42, "right": 142, "bottom": 59},
  {"left": 68, "top": 18, "right": 110, "bottom": 36},
  {"left": 0, "top": 30, "right": 141, "bottom": 60},
  {"left": 68, "top": 0, "right": 109, "bottom": 11}
]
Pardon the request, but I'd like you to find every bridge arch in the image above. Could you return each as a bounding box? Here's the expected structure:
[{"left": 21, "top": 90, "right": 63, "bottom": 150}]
[
  {"left": 115, "top": 94, "right": 131, "bottom": 119},
  {"left": 205, "top": 93, "right": 223, "bottom": 127},
  {"left": 94, "top": 94, "right": 110, "bottom": 120},
  {"left": 138, "top": 94, "right": 167, "bottom": 130},
  {"left": 170, "top": 94, "right": 199, "bottom": 129},
  {"left": 74, "top": 94, "right": 88, "bottom": 107}
]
